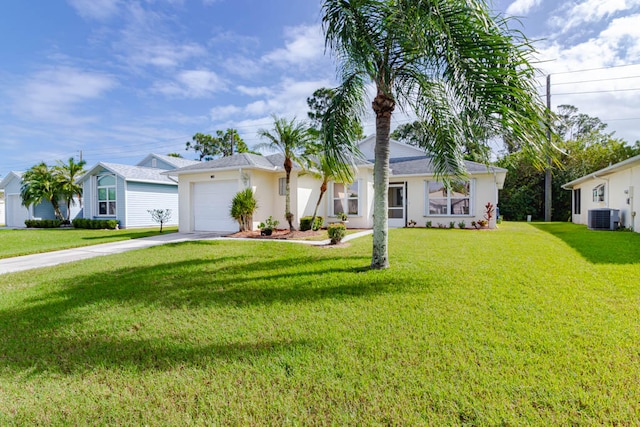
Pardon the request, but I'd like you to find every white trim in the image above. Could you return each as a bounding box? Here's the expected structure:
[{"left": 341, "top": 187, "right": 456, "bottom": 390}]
[{"left": 424, "top": 178, "right": 474, "bottom": 216}]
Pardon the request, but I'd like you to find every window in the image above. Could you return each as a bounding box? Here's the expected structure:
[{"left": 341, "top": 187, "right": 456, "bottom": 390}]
[
  {"left": 426, "top": 180, "right": 472, "bottom": 216},
  {"left": 278, "top": 177, "right": 286, "bottom": 196},
  {"left": 593, "top": 184, "right": 605, "bottom": 202},
  {"left": 573, "top": 189, "right": 581, "bottom": 214},
  {"left": 332, "top": 181, "right": 359, "bottom": 216},
  {"left": 97, "top": 174, "right": 116, "bottom": 216}
]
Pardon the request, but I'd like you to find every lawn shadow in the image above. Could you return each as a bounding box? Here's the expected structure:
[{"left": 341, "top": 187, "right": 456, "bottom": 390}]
[
  {"left": 0, "top": 242, "right": 412, "bottom": 374},
  {"left": 531, "top": 222, "right": 640, "bottom": 264}
]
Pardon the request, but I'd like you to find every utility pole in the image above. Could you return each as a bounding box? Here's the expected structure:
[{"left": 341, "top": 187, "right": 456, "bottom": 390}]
[{"left": 544, "top": 74, "right": 552, "bottom": 222}]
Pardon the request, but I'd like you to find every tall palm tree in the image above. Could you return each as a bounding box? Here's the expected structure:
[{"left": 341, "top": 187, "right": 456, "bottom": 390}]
[
  {"left": 321, "top": 0, "right": 549, "bottom": 269},
  {"left": 257, "top": 115, "right": 314, "bottom": 231},
  {"left": 20, "top": 162, "right": 64, "bottom": 220},
  {"left": 54, "top": 157, "right": 86, "bottom": 221}
]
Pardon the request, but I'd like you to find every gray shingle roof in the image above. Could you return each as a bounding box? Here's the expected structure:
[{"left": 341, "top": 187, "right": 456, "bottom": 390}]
[
  {"left": 77, "top": 162, "right": 177, "bottom": 185},
  {"left": 149, "top": 154, "right": 201, "bottom": 169},
  {"left": 389, "top": 156, "right": 507, "bottom": 176},
  {"left": 167, "top": 153, "right": 284, "bottom": 174}
]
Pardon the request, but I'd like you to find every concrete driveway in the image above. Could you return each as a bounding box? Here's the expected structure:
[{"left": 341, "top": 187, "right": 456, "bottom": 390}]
[{"left": 0, "top": 230, "right": 373, "bottom": 275}]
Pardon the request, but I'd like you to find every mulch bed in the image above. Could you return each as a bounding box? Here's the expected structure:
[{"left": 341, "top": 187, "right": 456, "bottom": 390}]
[{"left": 228, "top": 229, "right": 323, "bottom": 240}]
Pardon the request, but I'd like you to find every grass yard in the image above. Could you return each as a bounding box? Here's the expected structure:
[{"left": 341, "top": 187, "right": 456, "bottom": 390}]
[
  {"left": 0, "top": 222, "right": 639, "bottom": 424},
  {"left": 0, "top": 226, "right": 177, "bottom": 259}
]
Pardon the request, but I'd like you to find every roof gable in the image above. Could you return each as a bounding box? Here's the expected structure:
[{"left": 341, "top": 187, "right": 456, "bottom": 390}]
[
  {"left": 356, "top": 135, "right": 427, "bottom": 160},
  {"left": 0, "top": 171, "right": 23, "bottom": 189},
  {"left": 563, "top": 154, "right": 640, "bottom": 189},
  {"left": 78, "top": 162, "right": 177, "bottom": 185},
  {"left": 136, "top": 153, "right": 201, "bottom": 170}
]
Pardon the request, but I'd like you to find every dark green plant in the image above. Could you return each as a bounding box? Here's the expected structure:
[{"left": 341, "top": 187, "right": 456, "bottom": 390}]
[
  {"left": 230, "top": 189, "right": 258, "bottom": 232},
  {"left": 425, "top": 221, "right": 432, "bottom": 229},
  {"left": 449, "top": 221, "right": 455, "bottom": 229},
  {"left": 24, "top": 219, "right": 62, "bottom": 228},
  {"left": 72, "top": 218, "right": 119, "bottom": 230},
  {"left": 458, "top": 221, "right": 466, "bottom": 229},
  {"left": 300, "top": 216, "right": 324, "bottom": 231},
  {"left": 327, "top": 223, "right": 347, "bottom": 244}
]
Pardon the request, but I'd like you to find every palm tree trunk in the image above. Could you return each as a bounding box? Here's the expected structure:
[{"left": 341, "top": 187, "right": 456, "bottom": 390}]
[
  {"left": 310, "top": 179, "right": 328, "bottom": 230},
  {"left": 285, "top": 165, "right": 294, "bottom": 231},
  {"left": 371, "top": 90, "right": 395, "bottom": 269}
]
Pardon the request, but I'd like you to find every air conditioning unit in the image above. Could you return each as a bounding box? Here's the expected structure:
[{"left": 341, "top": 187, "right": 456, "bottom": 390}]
[{"left": 588, "top": 208, "right": 620, "bottom": 230}]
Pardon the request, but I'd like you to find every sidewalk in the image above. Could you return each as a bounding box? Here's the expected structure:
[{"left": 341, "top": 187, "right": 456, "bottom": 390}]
[{"left": 0, "top": 230, "right": 372, "bottom": 275}]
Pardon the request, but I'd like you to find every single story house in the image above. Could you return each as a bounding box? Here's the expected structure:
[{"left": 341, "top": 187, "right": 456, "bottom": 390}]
[
  {"left": 77, "top": 154, "right": 200, "bottom": 228},
  {"left": 562, "top": 154, "right": 640, "bottom": 231},
  {"left": 165, "top": 136, "right": 507, "bottom": 234},
  {"left": 0, "top": 171, "right": 82, "bottom": 228}
]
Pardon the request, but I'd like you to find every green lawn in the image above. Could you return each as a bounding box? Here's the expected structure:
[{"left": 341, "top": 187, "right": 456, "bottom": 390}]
[
  {"left": 1, "top": 222, "right": 639, "bottom": 425},
  {"left": 0, "top": 226, "right": 177, "bottom": 259}
]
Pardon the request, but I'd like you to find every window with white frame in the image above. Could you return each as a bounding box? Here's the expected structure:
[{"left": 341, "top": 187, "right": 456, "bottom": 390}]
[
  {"left": 332, "top": 181, "right": 359, "bottom": 216},
  {"left": 97, "top": 174, "right": 116, "bottom": 216},
  {"left": 426, "top": 180, "right": 472, "bottom": 216},
  {"left": 278, "top": 177, "right": 286, "bottom": 196},
  {"left": 593, "top": 183, "right": 605, "bottom": 202}
]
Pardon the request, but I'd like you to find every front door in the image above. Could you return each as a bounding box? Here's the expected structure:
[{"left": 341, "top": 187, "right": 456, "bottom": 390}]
[{"left": 388, "top": 183, "right": 405, "bottom": 228}]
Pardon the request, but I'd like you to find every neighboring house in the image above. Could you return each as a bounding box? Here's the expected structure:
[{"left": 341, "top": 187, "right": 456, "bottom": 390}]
[
  {"left": 562, "top": 154, "right": 640, "bottom": 231},
  {"left": 0, "top": 190, "right": 5, "bottom": 226},
  {"left": 165, "top": 136, "right": 507, "bottom": 234},
  {"left": 0, "top": 171, "right": 81, "bottom": 228},
  {"left": 77, "top": 154, "right": 200, "bottom": 229}
]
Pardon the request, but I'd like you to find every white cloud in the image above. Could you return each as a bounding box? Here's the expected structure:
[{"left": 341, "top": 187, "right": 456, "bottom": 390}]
[
  {"left": 223, "top": 56, "right": 262, "bottom": 78},
  {"left": 210, "top": 105, "right": 242, "bottom": 120},
  {"left": 236, "top": 85, "right": 273, "bottom": 97},
  {"left": 154, "top": 69, "right": 226, "bottom": 98},
  {"left": 14, "top": 67, "right": 116, "bottom": 123},
  {"left": 262, "top": 25, "right": 325, "bottom": 66},
  {"left": 506, "top": 0, "right": 542, "bottom": 16},
  {"left": 550, "top": 0, "right": 640, "bottom": 33},
  {"left": 67, "top": 0, "right": 121, "bottom": 20}
]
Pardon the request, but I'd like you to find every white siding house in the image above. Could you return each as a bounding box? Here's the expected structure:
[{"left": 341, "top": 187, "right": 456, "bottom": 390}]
[
  {"left": 77, "top": 154, "right": 199, "bottom": 229},
  {"left": 562, "top": 154, "right": 640, "bottom": 231},
  {"left": 165, "top": 137, "right": 507, "bottom": 234}
]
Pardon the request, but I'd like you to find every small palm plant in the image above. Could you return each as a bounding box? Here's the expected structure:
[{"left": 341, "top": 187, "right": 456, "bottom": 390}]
[{"left": 230, "top": 188, "right": 258, "bottom": 232}]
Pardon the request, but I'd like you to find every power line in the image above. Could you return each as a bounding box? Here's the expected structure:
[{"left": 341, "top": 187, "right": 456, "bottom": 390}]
[
  {"left": 551, "top": 62, "right": 640, "bottom": 76},
  {"left": 553, "top": 87, "right": 640, "bottom": 96}
]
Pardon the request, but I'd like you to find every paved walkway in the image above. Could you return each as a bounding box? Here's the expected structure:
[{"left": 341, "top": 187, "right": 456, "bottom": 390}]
[{"left": 0, "top": 230, "right": 373, "bottom": 275}]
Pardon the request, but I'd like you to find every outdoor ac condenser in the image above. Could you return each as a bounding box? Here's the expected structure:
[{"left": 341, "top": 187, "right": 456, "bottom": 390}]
[{"left": 588, "top": 208, "right": 620, "bottom": 230}]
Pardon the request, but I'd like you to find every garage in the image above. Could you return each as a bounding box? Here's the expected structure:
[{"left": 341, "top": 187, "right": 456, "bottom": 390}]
[
  {"left": 192, "top": 180, "right": 239, "bottom": 232},
  {"left": 6, "top": 194, "right": 29, "bottom": 228}
]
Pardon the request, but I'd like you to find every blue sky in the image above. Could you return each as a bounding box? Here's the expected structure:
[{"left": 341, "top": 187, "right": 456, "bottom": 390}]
[{"left": 2, "top": 0, "right": 640, "bottom": 174}]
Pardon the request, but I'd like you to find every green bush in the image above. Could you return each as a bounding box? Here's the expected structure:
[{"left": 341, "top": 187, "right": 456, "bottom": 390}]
[
  {"left": 230, "top": 188, "right": 258, "bottom": 232},
  {"left": 72, "top": 218, "right": 119, "bottom": 230},
  {"left": 299, "top": 216, "right": 324, "bottom": 231},
  {"left": 327, "top": 223, "right": 347, "bottom": 244},
  {"left": 24, "top": 219, "right": 62, "bottom": 228}
]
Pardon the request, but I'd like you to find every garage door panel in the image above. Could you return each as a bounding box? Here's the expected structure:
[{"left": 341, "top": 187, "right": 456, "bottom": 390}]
[{"left": 192, "top": 180, "right": 239, "bottom": 232}]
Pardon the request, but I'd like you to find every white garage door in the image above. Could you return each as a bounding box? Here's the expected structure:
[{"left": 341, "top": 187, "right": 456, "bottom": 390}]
[
  {"left": 7, "top": 195, "right": 29, "bottom": 228},
  {"left": 192, "top": 180, "right": 239, "bottom": 232}
]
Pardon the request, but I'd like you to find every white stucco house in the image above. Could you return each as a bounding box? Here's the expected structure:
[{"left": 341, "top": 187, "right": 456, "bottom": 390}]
[
  {"left": 77, "top": 154, "right": 200, "bottom": 229},
  {"left": 0, "top": 190, "right": 5, "bottom": 226},
  {"left": 165, "top": 137, "right": 507, "bottom": 234},
  {"left": 562, "top": 154, "right": 640, "bottom": 231}
]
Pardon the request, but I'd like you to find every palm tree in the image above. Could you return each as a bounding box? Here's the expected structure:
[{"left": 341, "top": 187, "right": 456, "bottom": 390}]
[
  {"left": 321, "top": 0, "right": 549, "bottom": 269},
  {"left": 20, "top": 162, "right": 64, "bottom": 220},
  {"left": 54, "top": 157, "right": 86, "bottom": 221},
  {"left": 257, "top": 115, "right": 314, "bottom": 231}
]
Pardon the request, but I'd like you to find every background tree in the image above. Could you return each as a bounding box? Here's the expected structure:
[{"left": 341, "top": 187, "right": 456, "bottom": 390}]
[
  {"left": 257, "top": 115, "right": 313, "bottom": 231},
  {"left": 185, "top": 129, "right": 250, "bottom": 160},
  {"left": 321, "top": 0, "right": 548, "bottom": 269},
  {"left": 54, "top": 157, "right": 86, "bottom": 221},
  {"left": 497, "top": 105, "right": 640, "bottom": 221},
  {"left": 307, "top": 88, "right": 364, "bottom": 140},
  {"left": 20, "top": 162, "right": 63, "bottom": 219},
  {"left": 166, "top": 152, "right": 183, "bottom": 158}
]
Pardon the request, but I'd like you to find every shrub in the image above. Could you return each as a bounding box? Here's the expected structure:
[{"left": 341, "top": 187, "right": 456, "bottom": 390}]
[
  {"left": 449, "top": 221, "right": 455, "bottom": 229},
  {"left": 426, "top": 221, "right": 432, "bottom": 228},
  {"left": 300, "top": 216, "right": 324, "bottom": 231},
  {"left": 24, "top": 219, "right": 62, "bottom": 228},
  {"left": 327, "top": 223, "right": 347, "bottom": 244},
  {"left": 72, "top": 218, "right": 119, "bottom": 229},
  {"left": 230, "top": 188, "right": 258, "bottom": 232},
  {"left": 148, "top": 209, "right": 172, "bottom": 232},
  {"left": 458, "top": 221, "right": 466, "bottom": 229}
]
